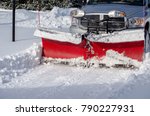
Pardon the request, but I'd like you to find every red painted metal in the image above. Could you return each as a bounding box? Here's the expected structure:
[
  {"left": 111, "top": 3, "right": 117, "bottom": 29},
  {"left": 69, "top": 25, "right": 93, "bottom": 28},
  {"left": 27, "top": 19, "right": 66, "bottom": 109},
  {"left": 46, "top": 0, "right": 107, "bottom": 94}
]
[
  {"left": 90, "top": 40, "right": 144, "bottom": 61},
  {"left": 42, "top": 38, "right": 144, "bottom": 62},
  {"left": 42, "top": 38, "right": 88, "bottom": 59}
]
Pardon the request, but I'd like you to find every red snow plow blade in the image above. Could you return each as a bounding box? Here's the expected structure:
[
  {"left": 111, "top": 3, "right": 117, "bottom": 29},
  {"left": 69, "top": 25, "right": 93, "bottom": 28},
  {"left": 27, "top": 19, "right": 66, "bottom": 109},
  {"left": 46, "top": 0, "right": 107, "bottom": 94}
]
[{"left": 42, "top": 38, "right": 144, "bottom": 62}]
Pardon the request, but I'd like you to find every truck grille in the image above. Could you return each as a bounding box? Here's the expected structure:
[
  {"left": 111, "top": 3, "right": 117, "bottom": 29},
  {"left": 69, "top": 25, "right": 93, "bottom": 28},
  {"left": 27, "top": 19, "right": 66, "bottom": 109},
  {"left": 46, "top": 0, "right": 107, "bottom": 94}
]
[
  {"left": 80, "top": 15, "right": 100, "bottom": 27},
  {"left": 80, "top": 15, "right": 126, "bottom": 32}
]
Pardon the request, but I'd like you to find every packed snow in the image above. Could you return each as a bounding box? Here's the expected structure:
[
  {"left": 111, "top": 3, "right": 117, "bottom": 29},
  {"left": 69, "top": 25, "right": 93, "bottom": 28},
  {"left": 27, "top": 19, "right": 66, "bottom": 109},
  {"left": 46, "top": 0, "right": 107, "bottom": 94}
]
[
  {"left": 87, "top": 29, "right": 144, "bottom": 43},
  {"left": 39, "top": 7, "right": 75, "bottom": 29},
  {"left": 34, "top": 28, "right": 82, "bottom": 44},
  {"left": 0, "top": 7, "right": 150, "bottom": 99}
]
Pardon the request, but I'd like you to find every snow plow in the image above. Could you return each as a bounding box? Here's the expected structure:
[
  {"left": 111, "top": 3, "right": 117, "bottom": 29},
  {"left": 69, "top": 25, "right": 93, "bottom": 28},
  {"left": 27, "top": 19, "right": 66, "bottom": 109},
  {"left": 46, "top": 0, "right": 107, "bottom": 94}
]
[{"left": 34, "top": 0, "right": 145, "bottom": 68}]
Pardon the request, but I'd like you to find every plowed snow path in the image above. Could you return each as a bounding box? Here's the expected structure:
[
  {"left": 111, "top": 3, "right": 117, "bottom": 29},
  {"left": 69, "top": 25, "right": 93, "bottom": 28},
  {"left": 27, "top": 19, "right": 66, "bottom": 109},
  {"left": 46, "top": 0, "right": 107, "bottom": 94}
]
[{"left": 0, "top": 64, "right": 134, "bottom": 99}]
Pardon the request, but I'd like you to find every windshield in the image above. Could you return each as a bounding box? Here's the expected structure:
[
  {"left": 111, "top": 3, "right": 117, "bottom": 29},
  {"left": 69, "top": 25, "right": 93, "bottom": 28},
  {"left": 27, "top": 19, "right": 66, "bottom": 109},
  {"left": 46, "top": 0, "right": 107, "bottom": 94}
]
[{"left": 87, "top": 0, "right": 144, "bottom": 6}]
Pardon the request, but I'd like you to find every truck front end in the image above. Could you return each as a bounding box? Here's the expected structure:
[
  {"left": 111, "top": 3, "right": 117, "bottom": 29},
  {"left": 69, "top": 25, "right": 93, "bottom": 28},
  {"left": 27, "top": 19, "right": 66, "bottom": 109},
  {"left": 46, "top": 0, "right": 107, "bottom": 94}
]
[{"left": 70, "top": 0, "right": 144, "bottom": 34}]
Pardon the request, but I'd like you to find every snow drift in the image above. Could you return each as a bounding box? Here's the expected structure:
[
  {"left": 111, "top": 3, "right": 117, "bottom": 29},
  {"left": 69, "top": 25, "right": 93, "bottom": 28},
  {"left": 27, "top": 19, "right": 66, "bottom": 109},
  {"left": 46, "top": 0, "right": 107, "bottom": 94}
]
[{"left": 0, "top": 43, "right": 42, "bottom": 84}]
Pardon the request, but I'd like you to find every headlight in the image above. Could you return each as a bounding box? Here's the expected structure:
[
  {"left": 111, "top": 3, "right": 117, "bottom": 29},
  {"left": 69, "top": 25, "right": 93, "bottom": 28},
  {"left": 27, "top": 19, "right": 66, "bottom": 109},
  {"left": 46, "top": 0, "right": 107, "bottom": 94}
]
[
  {"left": 108, "top": 10, "right": 126, "bottom": 17},
  {"left": 70, "top": 9, "right": 85, "bottom": 18},
  {"left": 129, "top": 17, "right": 144, "bottom": 27}
]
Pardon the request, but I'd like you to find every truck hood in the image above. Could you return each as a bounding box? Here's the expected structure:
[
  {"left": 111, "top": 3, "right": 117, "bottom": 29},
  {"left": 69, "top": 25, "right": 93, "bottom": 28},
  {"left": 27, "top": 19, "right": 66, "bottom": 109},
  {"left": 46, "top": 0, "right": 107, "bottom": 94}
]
[{"left": 82, "top": 4, "right": 144, "bottom": 18}]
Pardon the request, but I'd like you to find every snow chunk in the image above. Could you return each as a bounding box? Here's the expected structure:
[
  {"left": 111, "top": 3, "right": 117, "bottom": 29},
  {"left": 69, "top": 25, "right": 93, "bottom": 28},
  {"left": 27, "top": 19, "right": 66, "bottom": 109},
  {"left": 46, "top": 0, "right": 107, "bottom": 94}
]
[
  {"left": 39, "top": 7, "right": 75, "bottom": 29},
  {"left": 87, "top": 29, "right": 144, "bottom": 43},
  {"left": 102, "top": 50, "right": 142, "bottom": 67},
  {"left": 0, "top": 43, "right": 42, "bottom": 84}
]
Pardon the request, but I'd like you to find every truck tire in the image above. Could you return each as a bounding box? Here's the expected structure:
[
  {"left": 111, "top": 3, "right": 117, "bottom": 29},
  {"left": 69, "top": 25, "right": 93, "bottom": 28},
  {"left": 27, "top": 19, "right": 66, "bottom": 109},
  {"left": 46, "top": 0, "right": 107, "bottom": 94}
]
[
  {"left": 145, "top": 29, "right": 150, "bottom": 53},
  {"left": 144, "top": 28, "right": 150, "bottom": 60}
]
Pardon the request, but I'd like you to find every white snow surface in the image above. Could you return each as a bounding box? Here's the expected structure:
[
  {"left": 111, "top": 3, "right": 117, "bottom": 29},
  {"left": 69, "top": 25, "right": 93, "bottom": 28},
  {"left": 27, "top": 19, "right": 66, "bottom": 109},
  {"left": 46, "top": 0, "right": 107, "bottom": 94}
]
[{"left": 0, "top": 8, "right": 150, "bottom": 99}]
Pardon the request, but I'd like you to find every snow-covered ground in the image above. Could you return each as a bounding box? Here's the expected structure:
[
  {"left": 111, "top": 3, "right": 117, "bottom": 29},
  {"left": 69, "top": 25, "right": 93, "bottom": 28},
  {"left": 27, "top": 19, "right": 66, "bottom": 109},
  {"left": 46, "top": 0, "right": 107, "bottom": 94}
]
[{"left": 0, "top": 8, "right": 150, "bottom": 99}]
